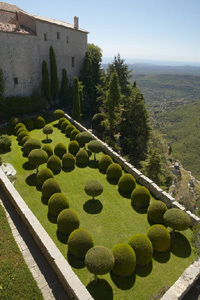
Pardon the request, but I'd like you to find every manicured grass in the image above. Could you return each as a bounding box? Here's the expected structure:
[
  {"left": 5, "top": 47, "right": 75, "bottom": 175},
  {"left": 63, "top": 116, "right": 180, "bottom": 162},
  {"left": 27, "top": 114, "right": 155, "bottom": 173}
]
[
  {"left": 0, "top": 120, "right": 196, "bottom": 300},
  {"left": 0, "top": 204, "right": 43, "bottom": 300}
]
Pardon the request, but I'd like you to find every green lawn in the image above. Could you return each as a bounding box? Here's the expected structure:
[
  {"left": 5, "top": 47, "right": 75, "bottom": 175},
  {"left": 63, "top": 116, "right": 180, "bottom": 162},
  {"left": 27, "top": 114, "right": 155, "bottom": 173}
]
[{"left": 0, "top": 120, "right": 196, "bottom": 300}]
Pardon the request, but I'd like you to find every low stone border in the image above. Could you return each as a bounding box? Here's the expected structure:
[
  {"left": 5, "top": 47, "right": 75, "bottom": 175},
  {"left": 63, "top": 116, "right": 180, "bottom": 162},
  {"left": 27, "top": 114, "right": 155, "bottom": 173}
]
[{"left": 0, "top": 168, "right": 93, "bottom": 300}]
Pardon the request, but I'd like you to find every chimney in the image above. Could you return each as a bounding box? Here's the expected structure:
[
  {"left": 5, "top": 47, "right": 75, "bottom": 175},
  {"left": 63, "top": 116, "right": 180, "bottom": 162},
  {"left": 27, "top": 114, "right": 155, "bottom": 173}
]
[{"left": 74, "top": 16, "right": 79, "bottom": 30}]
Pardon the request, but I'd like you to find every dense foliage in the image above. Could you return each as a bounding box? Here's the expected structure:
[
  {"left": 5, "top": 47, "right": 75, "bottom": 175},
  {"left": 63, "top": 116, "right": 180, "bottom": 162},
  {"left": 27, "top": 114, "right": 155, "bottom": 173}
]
[
  {"left": 41, "top": 60, "right": 51, "bottom": 103},
  {"left": 57, "top": 208, "right": 80, "bottom": 235},
  {"left": 36, "top": 167, "right": 54, "bottom": 186},
  {"left": 48, "top": 193, "right": 70, "bottom": 217},
  {"left": 72, "top": 77, "right": 81, "bottom": 122},
  {"left": 84, "top": 180, "right": 103, "bottom": 200},
  {"left": 0, "top": 135, "right": 11, "bottom": 152},
  {"left": 49, "top": 45, "right": 59, "bottom": 101},
  {"left": 54, "top": 143, "right": 67, "bottom": 159},
  {"left": 131, "top": 186, "right": 151, "bottom": 208},
  {"left": 68, "top": 228, "right": 94, "bottom": 258},
  {"left": 118, "top": 173, "right": 136, "bottom": 194},
  {"left": 128, "top": 233, "right": 153, "bottom": 265},
  {"left": 98, "top": 155, "right": 113, "bottom": 172},
  {"left": 147, "top": 224, "right": 171, "bottom": 252},
  {"left": 106, "top": 163, "right": 122, "bottom": 182},
  {"left": 76, "top": 149, "right": 89, "bottom": 165},
  {"left": 62, "top": 153, "right": 75, "bottom": 169},
  {"left": 60, "top": 69, "right": 68, "bottom": 107},
  {"left": 47, "top": 155, "right": 62, "bottom": 173},
  {"left": 112, "top": 243, "right": 136, "bottom": 277},
  {"left": 28, "top": 149, "right": 48, "bottom": 173},
  {"left": 163, "top": 208, "right": 191, "bottom": 231},
  {"left": 41, "top": 178, "right": 61, "bottom": 200},
  {"left": 147, "top": 200, "right": 168, "bottom": 224}
]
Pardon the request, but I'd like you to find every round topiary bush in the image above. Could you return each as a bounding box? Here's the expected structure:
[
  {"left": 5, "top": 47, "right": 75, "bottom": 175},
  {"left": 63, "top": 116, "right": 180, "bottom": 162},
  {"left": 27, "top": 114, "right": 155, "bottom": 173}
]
[
  {"left": 68, "top": 140, "right": 80, "bottom": 156},
  {"left": 87, "top": 140, "right": 104, "bottom": 160},
  {"left": 28, "top": 149, "right": 48, "bottom": 172},
  {"left": 85, "top": 246, "right": 115, "bottom": 278},
  {"left": 54, "top": 143, "right": 67, "bottom": 159},
  {"left": 42, "top": 144, "right": 53, "bottom": 158},
  {"left": 118, "top": 174, "right": 136, "bottom": 194},
  {"left": 18, "top": 130, "right": 29, "bottom": 144},
  {"left": 65, "top": 124, "right": 76, "bottom": 137},
  {"left": 17, "top": 126, "right": 28, "bottom": 135},
  {"left": 76, "top": 131, "right": 93, "bottom": 147},
  {"left": 47, "top": 155, "right": 62, "bottom": 173},
  {"left": 128, "top": 233, "right": 153, "bottom": 265},
  {"left": 58, "top": 117, "right": 67, "bottom": 129},
  {"left": 131, "top": 186, "right": 151, "bottom": 208},
  {"left": 68, "top": 228, "right": 94, "bottom": 258},
  {"left": 21, "top": 135, "right": 31, "bottom": 146},
  {"left": 43, "top": 125, "right": 53, "bottom": 140},
  {"left": 106, "top": 163, "right": 122, "bottom": 182},
  {"left": 84, "top": 180, "right": 103, "bottom": 200},
  {"left": 41, "top": 178, "right": 61, "bottom": 200},
  {"left": 54, "top": 109, "right": 65, "bottom": 120},
  {"left": 23, "top": 119, "right": 35, "bottom": 131},
  {"left": 0, "top": 135, "right": 12, "bottom": 152},
  {"left": 91, "top": 113, "right": 105, "bottom": 133},
  {"left": 62, "top": 153, "right": 75, "bottom": 169},
  {"left": 48, "top": 193, "right": 70, "bottom": 217},
  {"left": 61, "top": 120, "right": 70, "bottom": 132},
  {"left": 163, "top": 208, "right": 191, "bottom": 231},
  {"left": 15, "top": 123, "right": 25, "bottom": 133},
  {"left": 112, "top": 243, "right": 136, "bottom": 277},
  {"left": 147, "top": 224, "right": 171, "bottom": 252},
  {"left": 23, "top": 138, "right": 41, "bottom": 155},
  {"left": 57, "top": 208, "right": 80, "bottom": 235},
  {"left": 147, "top": 200, "right": 168, "bottom": 224},
  {"left": 35, "top": 116, "right": 45, "bottom": 128},
  {"left": 98, "top": 155, "right": 113, "bottom": 172},
  {"left": 76, "top": 149, "right": 89, "bottom": 165},
  {"left": 36, "top": 167, "right": 54, "bottom": 186},
  {"left": 70, "top": 129, "right": 80, "bottom": 141}
]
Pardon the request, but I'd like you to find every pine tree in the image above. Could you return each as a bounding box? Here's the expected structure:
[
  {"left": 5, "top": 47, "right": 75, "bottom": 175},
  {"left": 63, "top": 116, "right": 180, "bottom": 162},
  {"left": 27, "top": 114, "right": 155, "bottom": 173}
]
[
  {"left": 41, "top": 61, "right": 51, "bottom": 103},
  {"left": 73, "top": 77, "right": 81, "bottom": 122},
  {"left": 49, "top": 45, "right": 59, "bottom": 102},
  {"left": 60, "top": 68, "right": 68, "bottom": 107}
]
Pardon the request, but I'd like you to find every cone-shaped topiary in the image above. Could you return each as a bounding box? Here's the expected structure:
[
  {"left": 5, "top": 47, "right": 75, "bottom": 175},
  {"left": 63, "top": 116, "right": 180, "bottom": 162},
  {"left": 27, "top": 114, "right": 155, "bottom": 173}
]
[
  {"left": 54, "top": 109, "right": 65, "bottom": 120},
  {"left": 23, "top": 118, "right": 35, "bottom": 131},
  {"left": 68, "top": 228, "right": 94, "bottom": 258},
  {"left": 28, "top": 149, "right": 48, "bottom": 173},
  {"left": 84, "top": 180, "right": 103, "bottom": 200},
  {"left": 61, "top": 120, "right": 70, "bottom": 132},
  {"left": 36, "top": 167, "right": 54, "bottom": 186},
  {"left": 57, "top": 208, "right": 80, "bottom": 235},
  {"left": 118, "top": 174, "right": 136, "bottom": 194},
  {"left": 43, "top": 125, "right": 53, "bottom": 141},
  {"left": 62, "top": 153, "right": 75, "bottom": 169},
  {"left": 54, "top": 143, "right": 67, "bottom": 159},
  {"left": 147, "top": 224, "right": 171, "bottom": 252},
  {"left": 21, "top": 135, "right": 31, "bottom": 146},
  {"left": 47, "top": 155, "right": 62, "bottom": 173},
  {"left": 76, "top": 149, "right": 89, "bottom": 165},
  {"left": 112, "top": 243, "right": 136, "bottom": 277},
  {"left": 65, "top": 124, "right": 76, "bottom": 137},
  {"left": 163, "top": 208, "right": 191, "bottom": 232},
  {"left": 106, "top": 163, "right": 122, "bottom": 182},
  {"left": 98, "top": 155, "right": 113, "bottom": 172},
  {"left": 42, "top": 144, "right": 53, "bottom": 158},
  {"left": 131, "top": 186, "right": 151, "bottom": 208},
  {"left": 128, "top": 233, "right": 153, "bottom": 265},
  {"left": 70, "top": 129, "right": 80, "bottom": 141},
  {"left": 35, "top": 116, "right": 45, "bottom": 128},
  {"left": 23, "top": 138, "right": 41, "bottom": 155},
  {"left": 58, "top": 117, "right": 67, "bottom": 129},
  {"left": 41, "top": 178, "right": 61, "bottom": 200},
  {"left": 87, "top": 140, "right": 104, "bottom": 161},
  {"left": 48, "top": 193, "right": 70, "bottom": 217},
  {"left": 147, "top": 200, "right": 168, "bottom": 224},
  {"left": 68, "top": 140, "right": 80, "bottom": 156}
]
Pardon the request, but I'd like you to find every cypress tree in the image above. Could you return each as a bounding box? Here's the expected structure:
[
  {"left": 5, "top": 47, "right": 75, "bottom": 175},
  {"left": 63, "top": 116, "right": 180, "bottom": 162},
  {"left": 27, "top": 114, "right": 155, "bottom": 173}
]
[
  {"left": 0, "top": 69, "right": 4, "bottom": 101},
  {"left": 41, "top": 61, "right": 51, "bottom": 103},
  {"left": 72, "top": 77, "right": 81, "bottom": 122},
  {"left": 60, "top": 68, "right": 68, "bottom": 107},
  {"left": 49, "top": 45, "right": 59, "bottom": 102}
]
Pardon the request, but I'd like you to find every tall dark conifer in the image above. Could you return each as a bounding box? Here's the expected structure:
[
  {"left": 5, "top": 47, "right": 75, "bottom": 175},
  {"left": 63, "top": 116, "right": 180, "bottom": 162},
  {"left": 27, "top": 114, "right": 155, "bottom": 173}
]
[
  {"left": 41, "top": 60, "right": 51, "bottom": 103},
  {"left": 73, "top": 77, "right": 81, "bottom": 122},
  {"left": 60, "top": 68, "right": 68, "bottom": 107},
  {"left": 49, "top": 45, "right": 59, "bottom": 102}
]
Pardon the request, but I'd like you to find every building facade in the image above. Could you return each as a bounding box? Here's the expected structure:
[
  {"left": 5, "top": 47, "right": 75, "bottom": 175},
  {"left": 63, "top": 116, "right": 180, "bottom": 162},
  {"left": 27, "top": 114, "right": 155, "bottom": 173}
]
[{"left": 0, "top": 2, "right": 88, "bottom": 97}]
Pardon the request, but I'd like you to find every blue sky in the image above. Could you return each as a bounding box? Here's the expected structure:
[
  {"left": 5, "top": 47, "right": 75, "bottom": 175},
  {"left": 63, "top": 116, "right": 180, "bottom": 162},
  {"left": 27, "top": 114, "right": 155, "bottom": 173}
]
[{"left": 5, "top": 0, "right": 200, "bottom": 64}]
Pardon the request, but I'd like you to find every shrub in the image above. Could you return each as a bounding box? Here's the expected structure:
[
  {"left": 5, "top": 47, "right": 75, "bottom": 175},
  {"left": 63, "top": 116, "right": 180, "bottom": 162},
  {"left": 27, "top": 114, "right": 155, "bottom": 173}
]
[
  {"left": 118, "top": 174, "right": 136, "bottom": 194},
  {"left": 9, "top": 117, "right": 19, "bottom": 126},
  {"left": 163, "top": 208, "right": 191, "bottom": 231},
  {"left": 106, "top": 163, "right": 122, "bottom": 182},
  {"left": 92, "top": 113, "right": 105, "bottom": 133},
  {"left": 112, "top": 243, "right": 136, "bottom": 277},
  {"left": 35, "top": 116, "right": 45, "bottom": 128},
  {"left": 65, "top": 124, "right": 76, "bottom": 137},
  {"left": 15, "top": 122, "right": 25, "bottom": 133},
  {"left": 21, "top": 135, "right": 31, "bottom": 146},
  {"left": 0, "top": 135, "right": 12, "bottom": 152},
  {"left": 147, "top": 200, "right": 168, "bottom": 224},
  {"left": 42, "top": 144, "right": 53, "bottom": 158},
  {"left": 57, "top": 208, "right": 80, "bottom": 235},
  {"left": 54, "top": 109, "right": 65, "bottom": 119},
  {"left": 62, "top": 153, "right": 75, "bottom": 169},
  {"left": 47, "top": 155, "right": 62, "bottom": 173},
  {"left": 58, "top": 117, "right": 66, "bottom": 129},
  {"left": 23, "top": 118, "right": 35, "bottom": 131},
  {"left": 23, "top": 138, "right": 41, "bottom": 155},
  {"left": 54, "top": 143, "right": 67, "bottom": 159},
  {"left": 43, "top": 125, "right": 53, "bottom": 140},
  {"left": 147, "top": 224, "right": 171, "bottom": 252},
  {"left": 131, "top": 186, "right": 151, "bottom": 208},
  {"left": 70, "top": 129, "right": 80, "bottom": 141},
  {"left": 76, "top": 149, "right": 89, "bottom": 165},
  {"left": 17, "top": 130, "right": 29, "bottom": 144},
  {"left": 128, "top": 234, "right": 153, "bottom": 265},
  {"left": 48, "top": 193, "right": 70, "bottom": 217},
  {"left": 68, "top": 140, "right": 80, "bottom": 156},
  {"left": 84, "top": 180, "right": 103, "bottom": 200},
  {"left": 41, "top": 178, "right": 61, "bottom": 200},
  {"left": 28, "top": 149, "right": 48, "bottom": 172},
  {"left": 87, "top": 140, "right": 104, "bottom": 160},
  {"left": 61, "top": 120, "right": 70, "bottom": 132},
  {"left": 76, "top": 131, "right": 93, "bottom": 147},
  {"left": 36, "top": 167, "right": 54, "bottom": 186},
  {"left": 68, "top": 228, "right": 94, "bottom": 258},
  {"left": 98, "top": 155, "right": 113, "bottom": 172},
  {"left": 17, "top": 127, "right": 28, "bottom": 135}
]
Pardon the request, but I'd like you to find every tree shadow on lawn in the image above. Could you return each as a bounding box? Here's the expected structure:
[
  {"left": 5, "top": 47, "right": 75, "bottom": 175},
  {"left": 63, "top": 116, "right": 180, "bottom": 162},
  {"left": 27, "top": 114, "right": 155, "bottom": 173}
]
[
  {"left": 131, "top": 203, "right": 148, "bottom": 214},
  {"left": 83, "top": 199, "right": 103, "bottom": 214},
  {"left": 56, "top": 230, "right": 68, "bottom": 244},
  {"left": 41, "top": 139, "right": 52, "bottom": 144},
  {"left": 110, "top": 271, "right": 135, "bottom": 290},
  {"left": 135, "top": 261, "right": 153, "bottom": 277},
  {"left": 62, "top": 166, "right": 75, "bottom": 173},
  {"left": 170, "top": 232, "right": 191, "bottom": 258},
  {"left": 53, "top": 124, "right": 58, "bottom": 128},
  {"left": 118, "top": 189, "right": 131, "bottom": 199},
  {"left": 76, "top": 163, "right": 88, "bottom": 169},
  {"left": 25, "top": 173, "right": 37, "bottom": 186},
  {"left": 106, "top": 177, "right": 119, "bottom": 185},
  {"left": 88, "top": 160, "right": 99, "bottom": 169},
  {"left": 41, "top": 196, "right": 48, "bottom": 205},
  {"left": 153, "top": 249, "right": 171, "bottom": 263},
  {"left": 86, "top": 278, "right": 113, "bottom": 300},
  {"left": 47, "top": 212, "right": 57, "bottom": 224},
  {"left": 67, "top": 251, "right": 85, "bottom": 269},
  {"left": 23, "top": 161, "right": 35, "bottom": 171}
]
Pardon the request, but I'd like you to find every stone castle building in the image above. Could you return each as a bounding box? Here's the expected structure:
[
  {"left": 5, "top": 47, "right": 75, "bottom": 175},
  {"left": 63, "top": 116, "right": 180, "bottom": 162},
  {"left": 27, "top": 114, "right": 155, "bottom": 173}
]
[{"left": 0, "top": 2, "right": 88, "bottom": 97}]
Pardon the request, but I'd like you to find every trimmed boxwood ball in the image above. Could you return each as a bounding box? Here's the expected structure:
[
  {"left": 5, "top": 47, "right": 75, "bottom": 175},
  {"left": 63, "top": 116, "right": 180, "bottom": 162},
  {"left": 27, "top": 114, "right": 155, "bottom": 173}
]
[
  {"left": 118, "top": 174, "right": 136, "bottom": 194},
  {"left": 68, "top": 140, "right": 80, "bottom": 156},
  {"left": 163, "top": 208, "right": 191, "bottom": 231},
  {"left": 76, "top": 131, "right": 93, "bottom": 147},
  {"left": 87, "top": 140, "right": 104, "bottom": 160},
  {"left": 68, "top": 228, "right": 94, "bottom": 258},
  {"left": 18, "top": 130, "right": 29, "bottom": 144},
  {"left": 128, "top": 234, "right": 153, "bottom": 265},
  {"left": 57, "top": 208, "right": 80, "bottom": 235},
  {"left": 65, "top": 124, "right": 76, "bottom": 137},
  {"left": 76, "top": 149, "right": 89, "bottom": 165},
  {"left": 28, "top": 149, "right": 48, "bottom": 172},
  {"left": 17, "top": 126, "right": 28, "bottom": 135},
  {"left": 23, "top": 118, "right": 35, "bottom": 131},
  {"left": 48, "top": 193, "right": 70, "bottom": 217},
  {"left": 42, "top": 144, "right": 53, "bottom": 158},
  {"left": 84, "top": 180, "right": 103, "bottom": 200},
  {"left": 147, "top": 224, "right": 171, "bottom": 252},
  {"left": 0, "top": 135, "right": 12, "bottom": 151},
  {"left": 147, "top": 200, "right": 168, "bottom": 224},
  {"left": 54, "top": 109, "right": 65, "bottom": 119},
  {"left": 15, "top": 122, "right": 25, "bottom": 133},
  {"left": 36, "top": 167, "right": 54, "bottom": 186},
  {"left": 112, "top": 243, "right": 136, "bottom": 277},
  {"left": 41, "top": 178, "right": 61, "bottom": 200},
  {"left": 106, "top": 163, "right": 122, "bottom": 182},
  {"left": 98, "top": 155, "right": 113, "bottom": 172},
  {"left": 43, "top": 125, "right": 53, "bottom": 140},
  {"left": 23, "top": 138, "right": 41, "bottom": 155},
  {"left": 61, "top": 120, "right": 70, "bottom": 132},
  {"left": 70, "top": 129, "right": 80, "bottom": 141},
  {"left": 58, "top": 117, "right": 66, "bottom": 129},
  {"left": 62, "top": 153, "right": 75, "bottom": 169},
  {"left": 54, "top": 143, "right": 67, "bottom": 159},
  {"left": 85, "top": 246, "right": 115, "bottom": 276},
  {"left": 21, "top": 135, "right": 31, "bottom": 146},
  {"left": 47, "top": 155, "right": 62, "bottom": 173},
  {"left": 35, "top": 116, "right": 45, "bottom": 128},
  {"left": 131, "top": 186, "right": 151, "bottom": 208}
]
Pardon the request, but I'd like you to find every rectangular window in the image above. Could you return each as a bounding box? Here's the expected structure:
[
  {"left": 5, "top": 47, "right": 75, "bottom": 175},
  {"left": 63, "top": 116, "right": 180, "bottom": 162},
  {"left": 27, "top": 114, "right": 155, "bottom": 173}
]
[
  {"left": 14, "top": 77, "right": 18, "bottom": 85},
  {"left": 44, "top": 33, "right": 47, "bottom": 41},
  {"left": 72, "top": 57, "right": 75, "bottom": 67},
  {"left": 67, "top": 36, "right": 69, "bottom": 43},
  {"left": 57, "top": 32, "right": 60, "bottom": 39}
]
